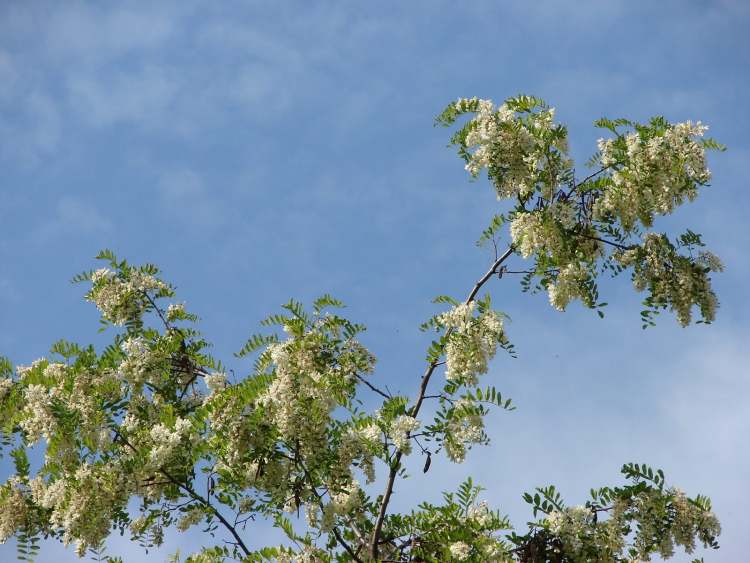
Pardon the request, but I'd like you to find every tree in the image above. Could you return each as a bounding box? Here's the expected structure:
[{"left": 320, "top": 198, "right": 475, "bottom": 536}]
[{"left": 0, "top": 94, "right": 725, "bottom": 562}]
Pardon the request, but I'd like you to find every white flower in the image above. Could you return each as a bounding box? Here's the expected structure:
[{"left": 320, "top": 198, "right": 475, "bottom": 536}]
[
  {"left": 547, "top": 262, "right": 589, "bottom": 311},
  {"left": 467, "top": 500, "right": 493, "bottom": 527},
  {"left": 458, "top": 98, "right": 566, "bottom": 202},
  {"left": 15, "top": 358, "right": 45, "bottom": 380},
  {"left": 176, "top": 508, "right": 204, "bottom": 532},
  {"left": 0, "top": 377, "right": 12, "bottom": 400},
  {"left": 594, "top": 121, "right": 711, "bottom": 231},
  {"left": 0, "top": 478, "right": 27, "bottom": 544},
  {"left": 449, "top": 541, "right": 471, "bottom": 560},
  {"left": 389, "top": 415, "right": 420, "bottom": 454},
  {"left": 91, "top": 268, "right": 112, "bottom": 284},
  {"left": 166, "top": 302, "right": 186, "bottom": 321},
  {"left": 86, "top": 269, "right": 167, "bottom": 325},
  {"left": 359, "top": 424, "right": 381, "bottom": 444},
  {"left": 438, "top": 304, "right": 504, "bottom": 385},
  {"left": 148, "top": 418, "right": 194, "bottom": 468},
  {"left": 329, "top": 480, "right": 360, "bottom": 515},
  {"left": 20, "top": 384, "right": 55, "bottom": 443},
  {"left": 204, "top": 372, "right": 228, "bottom": 395}
]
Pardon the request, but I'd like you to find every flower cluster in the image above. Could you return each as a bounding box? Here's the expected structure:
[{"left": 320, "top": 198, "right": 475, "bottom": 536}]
[
  {"left": 0, "top": 377, "right": 11, "bottom": 400},
  {"left": 176, "top": 507, "right": 205, "bottom": 532},
  {"left": 87, "top": 267, "right": 168, "bottom": 326},
  {"left": 389, "top": 415, "right": 420, "bottom": 454},
  {"left": 444, "top": 399, "right": 485, "bottom": 463},
  {"left": 546, "top": 262, "right": 591, "bottom": 311},
  {"left": 595, "top": 121, "right": 711, "bottom": 231},
  {"left": 19, "top": 383, "right": 56, "bottom": 443},
  {"left": 258, "top": 325, "right": 375, "bottom": 459},
  {"left": 453, "top": 96, "right": 569, "bottom": 201},
  {"left": 542, "top": 487, "right": 721, "bottom": 560},
  {"left": 0, "top": 477, "right": 27, "bottom": 545},
  {"left": 337, "top": 426, "right": 379, "bottom": 483},
  {"left": 27, "top": 464, "right": 128, "bottom": 557},
  {"left": 166, "top": 302, "right": 186, "bottom": 321},
  {"left": 617, "top": 233, "right": 722, "bottom": 325},
  {"left": 119, "top": 336, "right": 161, "bottom": 387},
  {"left": 545, "top": 505, "right": 601, "bottom": 553},
  {"left": 437, "top": 302, "right": 504, "bottom": 385},
  {"left": 509, "top": 202, "right": 581, "bottom": 260},
  {"left": 204, "top": 371, "right": 228, "bottom": 396},
  {"left": 449, "top": 541, "right": 471, "bottom": 560},
  {"left": 148, "top": 418, "right": 195, "bottom": 468},
  {"left": 314, "top": 479, "right": 362, "bottom": 532}
]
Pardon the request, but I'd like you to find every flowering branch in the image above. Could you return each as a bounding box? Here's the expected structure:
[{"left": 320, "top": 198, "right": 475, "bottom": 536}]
[
  {"left": 369, "top": 247, "right": 514, "bottom": 559},
  {"left": 0, "top": 94, "right": 725, "bottom": 563}
]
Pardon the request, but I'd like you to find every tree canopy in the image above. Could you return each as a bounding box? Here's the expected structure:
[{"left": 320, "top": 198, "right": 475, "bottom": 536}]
[{"left": 0, "top": 94, "right": 725, "bottom": 562}]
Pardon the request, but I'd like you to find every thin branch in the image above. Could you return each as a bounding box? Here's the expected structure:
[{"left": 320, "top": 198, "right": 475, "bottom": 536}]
[
  {"left": 564, "top": 164, "right": 615, "bottom": 200},
  {"left": 113, "top": 428, "right": 251, "bottom": 557},
  {"left": 578, "top": 233, "right": 633, "bottom": 251},
  {"left": 354, "top": 373, "right": 392, "bottom": 400},
  {"left": 293, "top": 455, "right": 364, "bottom": 562},
  {"left": 368, "top": 246, "right": 515, "bottom": 560},
  {"left": 142, "top": 291, "right": 173, "bottom": 332}
]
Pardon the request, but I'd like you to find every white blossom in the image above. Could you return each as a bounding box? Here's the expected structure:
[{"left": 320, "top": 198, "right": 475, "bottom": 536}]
[
  {"left": 148, "top": 418, "right": 194, "bottom": 468},
  {"left": 594, "top": 121, "right": 711, "bottom": 230},
  {"left": 467, "top": 500, "right": 493, "bottom": 527},
  {"left": 87, "top": 269, "right": 167, "bottom": 325},
  {"left": 0, "top": 377, "right": 12, "bottom": 400},
  {"left": 166, "top": 302, "right": 186, "bottom": 321},
  {"left": 449, "top": 541, "right": 471, "bottom": 560},
  {"left": 20, "top": 384, "right": 55, "bottom": 443},
  {"left": 0, "top": 477, "right": 27, "bottom": 544},
  {"left": 438, "top": 304, "right": 504, "bottom": 385},
  {"left": 177, "top": 507, "right": 204, "bottom": 532},
  {"left": 444, "top": 399, "right": 485, "bottom": 463},
  {"left": 547, "top": 262, "right": 590, "bottom": 311},
  {"left": 389, "top": 415, "right": 420, "bottom": 454},
  {"left": 204, "top": 371, "right": 228, "bottom": 395}
]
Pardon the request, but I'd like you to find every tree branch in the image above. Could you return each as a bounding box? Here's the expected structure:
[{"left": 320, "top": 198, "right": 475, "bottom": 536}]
[
  {"left": 564, "top": 164, "right": 615, "bottom": 200},
  {"left": 368, "top": 246, "right": 514, "bottom": 560},
  {"left": 113, "top": 429, "right": 251, "bottom": 557},
  {"left": 354, "top": 373, "right": 392, "bottom": 400}
]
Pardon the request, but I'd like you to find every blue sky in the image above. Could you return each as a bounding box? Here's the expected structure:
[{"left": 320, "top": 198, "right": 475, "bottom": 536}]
[{"left": 1, "top": 1, "right": 748, "bottom": 561}]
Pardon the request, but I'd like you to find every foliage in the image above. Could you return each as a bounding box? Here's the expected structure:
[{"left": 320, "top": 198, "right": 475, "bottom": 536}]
[{"left": 0, "top": 94, "right": 724, "bottom": 561}]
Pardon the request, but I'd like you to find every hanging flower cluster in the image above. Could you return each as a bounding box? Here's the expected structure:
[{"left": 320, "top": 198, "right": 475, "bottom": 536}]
[
  {"left": 442, "top": 398, "right": 485, "bottom": 463},
  {"left": 615, "top": 233, "right": 722, "bottom": 326},
  {"left": 436, "top": 301, "right": 505, "bottom": 385},
  {"left": 534, "top": 482, "right": 720, "bottom": 560},
  {"left": 446, "top": 96, "right": 570, "bottom": 201},
  {"left": 594, "top": 120, "right": 711, "bottom": 231},
  {"left": 388, "top": 414, "right": 420, "bottom": 454},
  {"left": 87, "top": 267, "right": 169, "bottom": 326}
]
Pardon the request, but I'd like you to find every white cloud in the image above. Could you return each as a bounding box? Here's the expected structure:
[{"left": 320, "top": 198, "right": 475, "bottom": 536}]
[
  {"left": 32, "top": 196, "right": 113, "bottom": 243},
  {"left": 157, "top": 167, "right": 224, "bottom": 226},
  {"left": 0, "top": 47, "right": 61, "bottom": 165},
  {"left": 67, "top": 65, "right": 179, "bottom": 128},
  {"left": 40, "top": 3, "right": 176, "bottom": 65}
]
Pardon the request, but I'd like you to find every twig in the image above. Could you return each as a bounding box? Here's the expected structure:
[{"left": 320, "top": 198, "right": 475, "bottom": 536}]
[{"left": 354, "top": 373, "right": 392, "bottom": 400}]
